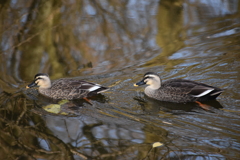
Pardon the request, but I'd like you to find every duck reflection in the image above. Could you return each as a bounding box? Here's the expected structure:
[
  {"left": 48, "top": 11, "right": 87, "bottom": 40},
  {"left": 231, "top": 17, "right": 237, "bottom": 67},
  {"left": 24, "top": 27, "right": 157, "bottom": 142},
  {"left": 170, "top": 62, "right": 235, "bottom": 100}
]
[
  {"left": 134, "top": 94, "right": 223, "bottom": 115},
  {"left": 24, "top": 87, "right": 109, "bottom": 116}
]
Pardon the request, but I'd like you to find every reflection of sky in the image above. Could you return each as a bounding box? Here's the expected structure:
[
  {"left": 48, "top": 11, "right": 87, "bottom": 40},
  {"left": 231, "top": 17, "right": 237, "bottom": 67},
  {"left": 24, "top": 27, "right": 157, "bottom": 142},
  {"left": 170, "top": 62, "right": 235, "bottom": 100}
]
[
  {"left": 201, "top": 138, "right": 232, "bottom": 148},
  {"left": 85, "top": 3, "right": 96, "bottom": 15},
  {"left": 45, "top": 115, "right": 145, "bottom": 149},
  {"left": 92, "top": 125, "right": 145, "bottom": 143},
  {"left": 38, "top": 138, "right": 51, "bottom": 151},
  {"left": 167, "top": 151, "right": 225, "bottom": 159},
  {"left": 207, "top": 28, "right": 240, "bottom": 38},
  {"left": 200, "top": 0, "right": 238, "bottom": 15},
  {"left": 169, "top": 50, "right": 193, "bottom": 59},
  {"left": 10, "top": 0, "right": 17, "bottom": 7},
  {"left": 184, "top": 0, "right": 239, "bottom": 25}
]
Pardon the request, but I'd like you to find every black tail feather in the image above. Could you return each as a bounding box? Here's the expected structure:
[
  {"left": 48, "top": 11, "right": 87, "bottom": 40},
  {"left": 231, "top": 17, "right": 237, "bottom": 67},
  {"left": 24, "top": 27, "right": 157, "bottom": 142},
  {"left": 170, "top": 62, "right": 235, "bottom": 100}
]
[
  {"left": 95, "top": 87, "right": 109, "bottom": 94},
  {"left": 198, "top": 89, "right": 223, "bottom": 101}
]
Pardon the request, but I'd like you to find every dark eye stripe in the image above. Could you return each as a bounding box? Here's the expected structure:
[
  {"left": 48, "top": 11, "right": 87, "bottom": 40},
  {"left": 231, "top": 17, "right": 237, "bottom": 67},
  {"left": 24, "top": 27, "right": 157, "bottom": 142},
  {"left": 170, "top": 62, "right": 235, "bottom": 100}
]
[
  {"left": 34, "top": 77, "right": 43, "bottom": 82},
  {"left": 144, "top": 76, "right": 153, "bottom": 80}
]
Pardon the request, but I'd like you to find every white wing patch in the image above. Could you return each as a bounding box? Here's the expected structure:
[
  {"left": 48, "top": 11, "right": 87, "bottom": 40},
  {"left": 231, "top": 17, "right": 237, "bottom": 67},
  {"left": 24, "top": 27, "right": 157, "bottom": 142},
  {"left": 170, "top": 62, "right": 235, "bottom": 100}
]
[
  {"left": 88, "top": 85, "right": 101, "bottom": 91},
  {"left": 193, "top": 89, "right": 214, "bottom": 97}
]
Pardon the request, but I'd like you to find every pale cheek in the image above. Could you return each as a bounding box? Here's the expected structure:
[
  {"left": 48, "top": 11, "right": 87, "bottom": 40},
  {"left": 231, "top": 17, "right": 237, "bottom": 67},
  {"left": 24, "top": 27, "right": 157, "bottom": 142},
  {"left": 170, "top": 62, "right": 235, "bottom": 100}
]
[
  {"left": 146, "top": 81, "right": 152, "bottom": 85},
  {"left": 36, "top": 80, "right": 41, "bottom": 85}
]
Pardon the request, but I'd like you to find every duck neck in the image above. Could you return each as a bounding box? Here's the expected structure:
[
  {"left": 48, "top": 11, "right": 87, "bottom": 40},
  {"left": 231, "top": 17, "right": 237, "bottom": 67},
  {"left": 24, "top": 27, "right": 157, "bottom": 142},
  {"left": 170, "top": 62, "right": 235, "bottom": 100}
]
[{"left": 39, "top": 79, "right": 52, "bottom": 89}]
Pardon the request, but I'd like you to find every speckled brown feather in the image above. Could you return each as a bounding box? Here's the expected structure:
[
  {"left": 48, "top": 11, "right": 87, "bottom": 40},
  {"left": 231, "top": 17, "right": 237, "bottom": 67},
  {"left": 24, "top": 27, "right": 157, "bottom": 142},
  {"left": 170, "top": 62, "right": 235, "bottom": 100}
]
[
  {"left": 39, "top": 79, "right": 108, "bottom": 100},
  {"left": 136, "top": 73, "right": 223, "bottom": 103},
  {"left": 27, "top": 74, "right": 109, "bottom": 100},
  {"left": 148, "top": 79, "right": 222, "bottom": 103}
]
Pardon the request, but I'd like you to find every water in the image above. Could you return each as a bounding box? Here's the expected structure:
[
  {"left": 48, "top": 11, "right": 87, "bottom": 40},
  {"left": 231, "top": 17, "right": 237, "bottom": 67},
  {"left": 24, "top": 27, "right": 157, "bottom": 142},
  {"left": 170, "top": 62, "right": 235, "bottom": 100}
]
[{"left": 0, "top": 0, "right": 240, "bottom": 159}]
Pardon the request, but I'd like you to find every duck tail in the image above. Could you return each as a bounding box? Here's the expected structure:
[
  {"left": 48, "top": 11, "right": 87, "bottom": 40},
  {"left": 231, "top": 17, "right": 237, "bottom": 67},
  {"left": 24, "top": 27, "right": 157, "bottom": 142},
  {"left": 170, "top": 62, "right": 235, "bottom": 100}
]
[
  {"left": 96, "top": 87, "right": 109, "bottom": 94},
  {"left": 210, "top": 90, "right": 223, "bottom": 96},
  {"left": 199, "top": 88, "right": 223, "bottom": 101},
  {"left": 209, "top": 89, "right": 223, "bottom": 98}
]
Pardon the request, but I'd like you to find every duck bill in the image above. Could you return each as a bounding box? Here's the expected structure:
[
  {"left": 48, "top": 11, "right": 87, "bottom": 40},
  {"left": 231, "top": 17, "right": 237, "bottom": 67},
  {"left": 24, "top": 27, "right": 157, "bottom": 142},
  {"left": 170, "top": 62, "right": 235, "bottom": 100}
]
[
  {"left": 26, "top": 81, "right": 37, "bottom": 88},
  {"left": 134, "top": 79, "right": 146, "bottom": 87}
]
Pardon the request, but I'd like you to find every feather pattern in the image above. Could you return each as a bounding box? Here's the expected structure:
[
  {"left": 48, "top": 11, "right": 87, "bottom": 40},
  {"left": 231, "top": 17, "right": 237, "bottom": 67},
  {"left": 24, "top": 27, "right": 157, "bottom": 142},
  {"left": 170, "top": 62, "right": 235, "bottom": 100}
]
[
  {"left": 26, "top": 73, "right": 109, "bottom": 100},
  {"left": 134, "top": 72, "right": 223, "bottom": 103}
]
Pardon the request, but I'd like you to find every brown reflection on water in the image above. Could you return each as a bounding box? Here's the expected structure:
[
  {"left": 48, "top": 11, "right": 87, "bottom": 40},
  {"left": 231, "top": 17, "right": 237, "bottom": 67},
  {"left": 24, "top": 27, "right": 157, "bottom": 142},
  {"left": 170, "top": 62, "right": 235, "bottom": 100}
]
[
  {"left": 1, "top": 0, "right": 160, "bottom": 81},
  {"left": 0, "top": 0, "right": 240, "bottom": 159},
  {"left": 156, "top": 0, "right": 185, "bottom": 56}
]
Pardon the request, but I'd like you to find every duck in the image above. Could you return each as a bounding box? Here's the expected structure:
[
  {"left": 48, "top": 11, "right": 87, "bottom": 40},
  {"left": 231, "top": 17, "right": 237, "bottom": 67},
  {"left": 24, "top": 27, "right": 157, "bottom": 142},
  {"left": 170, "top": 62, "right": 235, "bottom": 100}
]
[
  {"left": 26, "top": 73, "right": 109, "bottom": 100},
  {"left": 134, "top": 72, "right": 223, "bottom": 104}
]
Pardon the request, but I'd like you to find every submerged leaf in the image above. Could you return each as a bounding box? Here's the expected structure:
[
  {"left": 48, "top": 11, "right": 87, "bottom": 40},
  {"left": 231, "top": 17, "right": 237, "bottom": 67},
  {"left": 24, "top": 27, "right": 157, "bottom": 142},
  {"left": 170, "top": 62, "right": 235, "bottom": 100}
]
[
  {"left": 58, "top": 99, "right": 69, "bottom": 105},
  {"left": 43, "top": 104, "right": 61, "bottom": 114},
  {"left": 152, "top": 142, "right": 163, "bottom": 148}
]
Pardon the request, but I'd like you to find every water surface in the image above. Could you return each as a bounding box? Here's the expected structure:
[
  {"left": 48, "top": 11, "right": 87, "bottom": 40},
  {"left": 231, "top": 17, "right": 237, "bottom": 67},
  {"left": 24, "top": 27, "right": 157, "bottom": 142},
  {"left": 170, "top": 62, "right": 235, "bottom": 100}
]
[{"left": 0, "top": 0, "right": 240, "bottom": 159}]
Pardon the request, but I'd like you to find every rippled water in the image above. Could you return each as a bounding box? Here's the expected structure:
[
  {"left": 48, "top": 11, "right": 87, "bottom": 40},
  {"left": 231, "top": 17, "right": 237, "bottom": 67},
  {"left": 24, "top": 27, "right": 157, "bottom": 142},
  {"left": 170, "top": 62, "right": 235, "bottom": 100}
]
[{"left": 0, "top": 0, "right": 240, "bottom": 159}]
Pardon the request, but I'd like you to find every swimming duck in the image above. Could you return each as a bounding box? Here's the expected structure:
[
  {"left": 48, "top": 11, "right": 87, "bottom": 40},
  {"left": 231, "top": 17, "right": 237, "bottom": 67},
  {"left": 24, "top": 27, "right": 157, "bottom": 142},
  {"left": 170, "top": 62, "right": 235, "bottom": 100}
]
[
  {"left": 134, "top": 72, "right": 223, "bottom": 103},
  {"left": 26, "top": 73, "right": 109, "bottom": 100}
]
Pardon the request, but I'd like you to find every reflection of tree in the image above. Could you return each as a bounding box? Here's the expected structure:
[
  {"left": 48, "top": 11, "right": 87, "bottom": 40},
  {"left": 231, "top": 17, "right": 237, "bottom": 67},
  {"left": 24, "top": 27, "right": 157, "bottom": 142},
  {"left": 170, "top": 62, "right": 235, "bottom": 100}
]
[
  {"left": 144, "top": 0, "right": 185, "bottom": 68},
  {"left": 17, "top": 1, "right": 65, "bottom": 79},
  {"left": 0, "top": 93, "right": 79, "bottom": 159},
  {"left": 1, "top": 0, "right": 239, "bottom": 159},
  {"left": 0, "top": 91, "right": 174, "bottom": 159},
  {"left": 157, "top": 0, "right": 185, "bottom": 53},
  {"left": 0, "top": 0, "right": 160, "bottom": 82},
  {"left": 0, "top": 83, "right": 233, "bottom": 159}
]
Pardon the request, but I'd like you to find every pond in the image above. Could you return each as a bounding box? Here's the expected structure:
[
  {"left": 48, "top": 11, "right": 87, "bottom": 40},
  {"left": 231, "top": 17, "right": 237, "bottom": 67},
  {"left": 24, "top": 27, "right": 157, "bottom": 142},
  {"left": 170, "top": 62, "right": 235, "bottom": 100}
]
[{"left": 0, "top": 0, "right": 240, "bottom": 159}]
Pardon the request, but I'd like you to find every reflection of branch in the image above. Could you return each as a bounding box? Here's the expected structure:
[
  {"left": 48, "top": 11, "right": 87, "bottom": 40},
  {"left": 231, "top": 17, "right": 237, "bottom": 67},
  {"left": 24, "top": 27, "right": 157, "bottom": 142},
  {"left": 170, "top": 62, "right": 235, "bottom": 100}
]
[
  {"left": 0, "top": 136, "right": 28, "bottom": 159},
  {"left": 0, "top": 110, "right": 88, "bottom": 160},
  {"left": 25, "top": 128, "right": 75, "bottom": 159},
  {"left": 17, "top": 137, "right": 61, "bottom": 154},
  {"left": 0, "top": 119, "right": 63, "bottom": 159},
  {"left": 99, "top": 144, "right": 143, "bottom": 159},
  {"left": 90, "top": 0, "right": 132, "bottom": 39},
  {"left": 16, "top": 98, "right": 27, "bottom": 125},
  {"left": 70, "top": 148, "right": 88, "bottom": 160},
  {"left": 1, "top": 25, "right": 59, "bottom": 54},
  {"left": 0, "top": 91, "right": 20, "bottom": 108}
]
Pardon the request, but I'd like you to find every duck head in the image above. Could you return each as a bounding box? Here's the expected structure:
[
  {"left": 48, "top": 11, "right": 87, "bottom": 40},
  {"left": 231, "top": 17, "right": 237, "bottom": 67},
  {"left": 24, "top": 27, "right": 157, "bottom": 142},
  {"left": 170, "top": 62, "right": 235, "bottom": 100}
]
[
  {"left": 26, "top": 73, "right": 51, "bottom": 89},
  {"left": 134, "top": 72, "right": 161, "bottom": 90}
]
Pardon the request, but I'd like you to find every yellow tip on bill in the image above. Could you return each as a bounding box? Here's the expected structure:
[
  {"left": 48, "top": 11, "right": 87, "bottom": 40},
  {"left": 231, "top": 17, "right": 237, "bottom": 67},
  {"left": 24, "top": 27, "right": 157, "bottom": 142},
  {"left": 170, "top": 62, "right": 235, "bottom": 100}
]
[{"left": 133, "top": 84, "right": 138, "bottom": 87}]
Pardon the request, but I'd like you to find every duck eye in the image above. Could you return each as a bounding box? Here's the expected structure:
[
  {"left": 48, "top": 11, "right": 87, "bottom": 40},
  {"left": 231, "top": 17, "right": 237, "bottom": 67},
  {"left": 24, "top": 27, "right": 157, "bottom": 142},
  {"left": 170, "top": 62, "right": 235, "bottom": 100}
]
[
  {"left": 35, "top": 77, "right": 42, "bottom": 83},
  {"left": 35, "top": 77, "right": 42, "bottom": 80}
]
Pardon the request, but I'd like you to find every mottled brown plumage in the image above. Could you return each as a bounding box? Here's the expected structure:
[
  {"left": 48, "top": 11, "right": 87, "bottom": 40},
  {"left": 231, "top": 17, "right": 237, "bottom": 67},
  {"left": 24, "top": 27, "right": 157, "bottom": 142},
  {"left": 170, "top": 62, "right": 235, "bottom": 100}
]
[
  {"left": 134, "top": 72, "right": 223, "bottom": 103},
  {"left": 26, "top": 73, "right": 109, "bottom": 100}
]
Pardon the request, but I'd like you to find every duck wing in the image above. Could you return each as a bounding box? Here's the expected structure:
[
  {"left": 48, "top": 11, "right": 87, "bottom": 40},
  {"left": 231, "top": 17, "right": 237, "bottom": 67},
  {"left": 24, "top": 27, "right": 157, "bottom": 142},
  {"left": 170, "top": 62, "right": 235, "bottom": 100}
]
[
  {"left": 72, "top": 80, "right": 109, "bottom": 93},
  {"left": 162, "top": 79, "right": 222, "bottom": 98},
  {"left": 52, "top": 79, "right": 108, "bottom": 93}
]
